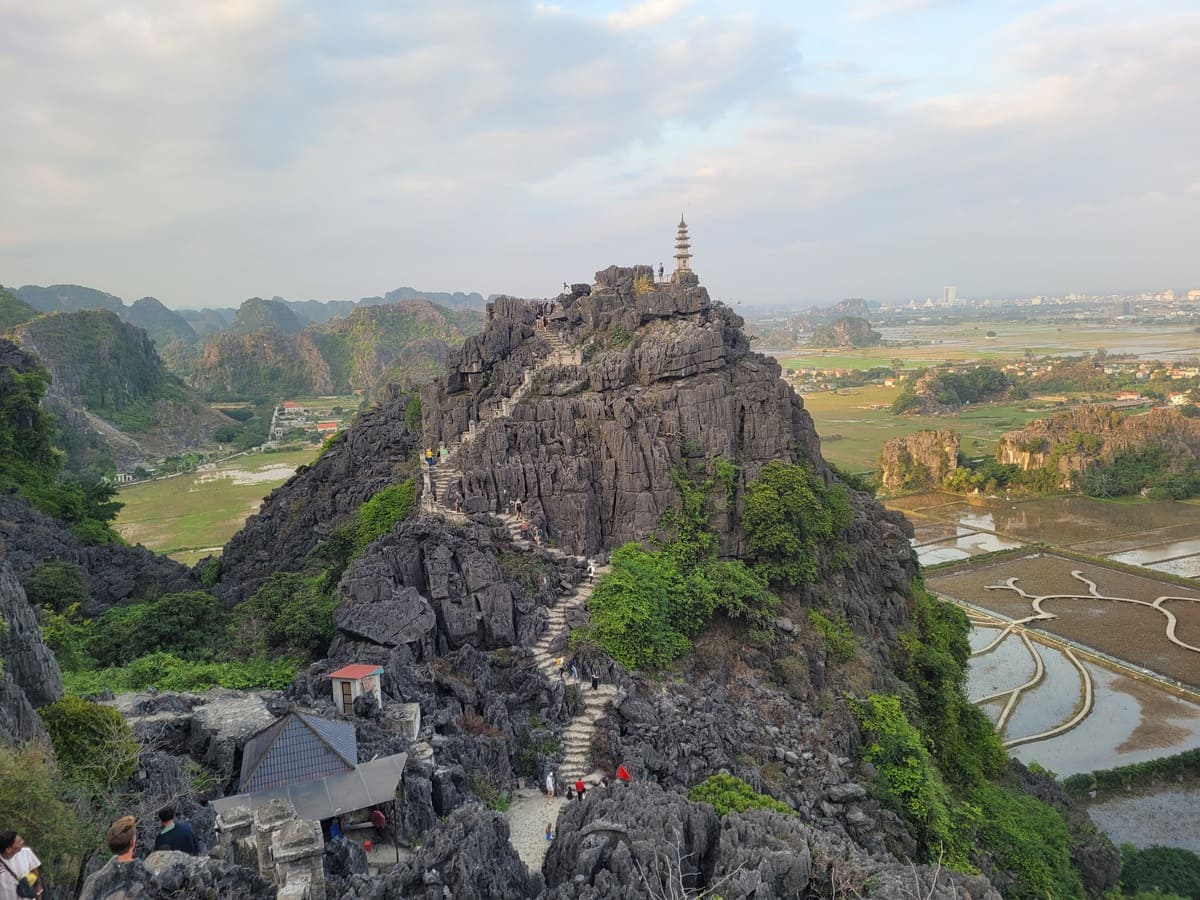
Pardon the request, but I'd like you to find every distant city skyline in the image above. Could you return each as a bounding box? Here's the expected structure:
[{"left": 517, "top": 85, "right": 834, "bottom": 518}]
[{"left": 2, "top": 1, "right": 1197, "bottom": 309}]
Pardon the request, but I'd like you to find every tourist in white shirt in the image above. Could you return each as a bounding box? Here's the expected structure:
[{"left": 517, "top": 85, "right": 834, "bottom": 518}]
[{"left": 0, "top": 832, "right": 41, "bottom": 899}]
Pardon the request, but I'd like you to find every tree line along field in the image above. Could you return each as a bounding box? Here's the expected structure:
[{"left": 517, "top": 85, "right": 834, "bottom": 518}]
[
  {"left": 799, "top": 385, "right": 1054, "bottom": 473},
  {"left": 112, "top": 448, "right": 317, "bottom": 565}
]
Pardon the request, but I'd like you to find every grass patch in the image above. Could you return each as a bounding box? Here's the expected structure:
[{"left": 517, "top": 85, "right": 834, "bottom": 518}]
[{"left": 112, "top": 448, "right": 316, "bottom": 560}]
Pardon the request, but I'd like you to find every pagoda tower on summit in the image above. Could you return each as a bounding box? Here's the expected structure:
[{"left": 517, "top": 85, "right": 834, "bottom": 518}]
[{"left": 673, "top": 215, "right": 693, "bottom": 276}]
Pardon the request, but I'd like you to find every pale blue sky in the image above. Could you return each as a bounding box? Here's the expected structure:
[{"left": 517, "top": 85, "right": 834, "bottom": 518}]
[{"left": 1, "top": 0, "right": 1197, "bottom": 307}]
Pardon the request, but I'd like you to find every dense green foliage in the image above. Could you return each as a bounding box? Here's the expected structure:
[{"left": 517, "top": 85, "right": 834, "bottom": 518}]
[
  {"left": 0, "top": 348, "right": 122, "bottom": 542},
  {"left": 62, "top": 652, "right": 299, "bottom": 695},
  {"left": 39, "top": 696, "right": 139, "bottom": 793},
  {"left": 853, "top": 583, "right": 1084, "bottom": 898},
  {"left": 687, "top": 773, "right": 794, "bottom": 817},
  {"left": 21, "top": 562, "right": 86, "bottom": 613},
  {"left": 892, "top": 366, "right": 1010, "bottom": 414},
  {"left": 352, "top": 479, "right": 416, "bottom": 554},
  {"left": 899, "top": 584, "right": 1006, "bottom": 785},
  {"left": 1062, "top": 748, "right": 1200, "bottom": 798},
  {"left": 1083, "top": 446, "right": 1200, "bottom": 500},
  {"left": 742, "top": 460, "right": 852, "bottom": 586},
  {"left": 0, "top": 743, "right": 99, "bottom": 886},
  {"left": 0, "top": 285, "right": 39, "bottom": 330},
  {"left": 88, "top": 591, "right": 229, "bottom": 667},
  {"left": 233, "top": 572, "right": 336, "bottom": 656},
  {"left": 585, "top": 460, "right": 775, "bottom": 670},
  {"left": 1118, "top": 845, "right": 1200, "bottom": 899}
]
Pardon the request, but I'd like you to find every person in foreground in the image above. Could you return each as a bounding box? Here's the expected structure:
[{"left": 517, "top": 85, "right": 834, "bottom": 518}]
[
  {"left": 0, "top": 832, "right": 42, "bottom": 899},
  {"left": 78, "top": 816, "right": 152, "bottom": 900},
  {"left": 153, "top": 807, "right": 200, "bottom": 855}
]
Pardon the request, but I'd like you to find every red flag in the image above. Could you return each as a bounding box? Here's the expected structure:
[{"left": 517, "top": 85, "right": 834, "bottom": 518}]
[{"left": 616, "top": 764, "right": 631, "bottom": 782}]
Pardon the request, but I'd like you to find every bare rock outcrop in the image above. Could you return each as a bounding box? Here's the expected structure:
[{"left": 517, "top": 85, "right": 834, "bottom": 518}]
[
  {"left": 339, "top": 804, "right": 540, "bottom": 899},
  {"left": 878, "top": 429, "right": 959, "bottom": 492},
  {"left": 0, "top": 493, "right": 196, "bottom": 615},
  {"left": 996, "top": 405, "right": 1200, "bottom": 490},
  {"left": 422, "top": 266, "right": 824, "bottom": 557}
]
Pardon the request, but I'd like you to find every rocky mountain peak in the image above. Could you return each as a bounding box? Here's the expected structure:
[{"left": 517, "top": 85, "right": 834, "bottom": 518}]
[{"left": 422, "top": 264, "right": 826, "bottom": 557}]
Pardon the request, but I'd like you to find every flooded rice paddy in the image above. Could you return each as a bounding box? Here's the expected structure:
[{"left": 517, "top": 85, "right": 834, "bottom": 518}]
[
  {"left": 896, "top": 492, "right": 1200, "bottom": 576},
  {"left": 931, "top": 552, "right": 1200, "bottom": 778}
]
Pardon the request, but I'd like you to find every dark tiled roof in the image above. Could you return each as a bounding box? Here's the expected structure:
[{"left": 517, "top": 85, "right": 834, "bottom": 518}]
[{"left": 240, "top": 712, "right": 356, "bottom": 793}]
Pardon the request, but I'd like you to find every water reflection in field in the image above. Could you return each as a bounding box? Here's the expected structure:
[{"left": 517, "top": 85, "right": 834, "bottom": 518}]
[{"left": 896, "top": 492, "right": 1200, "bottom": 574}]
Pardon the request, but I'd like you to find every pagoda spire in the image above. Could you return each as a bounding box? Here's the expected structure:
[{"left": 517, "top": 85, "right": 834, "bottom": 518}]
[{"left": 673, "top": 215, "right": 692, "bottom": 274}]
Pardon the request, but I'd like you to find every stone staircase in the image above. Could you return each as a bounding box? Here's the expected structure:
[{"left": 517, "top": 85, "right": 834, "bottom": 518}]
[
  {"left": 418, "top": 326, "right": 616, "bottom": 783},
  {"left": 526, "top": 572, "right": 617, "bottom": 781},
  {"left": 539, "top": 328, "right": 583, "bottom": 366}
]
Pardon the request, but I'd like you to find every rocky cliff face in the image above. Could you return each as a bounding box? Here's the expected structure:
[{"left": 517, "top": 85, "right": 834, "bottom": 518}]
[
  {"left": 213, "top": 385, "right": 423, "bottom": 605},
  {"left": 996, "top": 405, "right": 1200, "bottom": 490},
  {"left": 0, "top": 559, "right": 61, "bottom": 744},
  {"left": 0, "top": 494, "right": 196, "bottom": 615},
  {"left": 808, "top": 315, "right": 881, "bottom": 349},
  {"left": 423, "top": 267, "right": 823, "bottom": 558},
  {"left": 878, "top": 430, "right": 960, "bottom": 492}
]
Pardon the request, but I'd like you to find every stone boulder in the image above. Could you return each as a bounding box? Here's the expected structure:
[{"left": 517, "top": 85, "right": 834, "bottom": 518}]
[
  {"left": 332, "top": 518, "right": 525, "bottom": 658},
  {"left": 339, "top": 804, "right": 538, "bottom": 899},
  {"left": 79, "top": 851, "right": 274, "bottom": 900}
]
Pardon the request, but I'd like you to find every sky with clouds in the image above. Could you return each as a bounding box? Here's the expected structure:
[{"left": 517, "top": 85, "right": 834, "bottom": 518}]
[{"left": 1, "top": 0, "right": 1197, "bottom": 308}]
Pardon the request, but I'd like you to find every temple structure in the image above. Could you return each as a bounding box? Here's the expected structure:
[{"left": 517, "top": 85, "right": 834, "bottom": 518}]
[{"left": 673, "top": 215, "right": 692, "bottom": 277}]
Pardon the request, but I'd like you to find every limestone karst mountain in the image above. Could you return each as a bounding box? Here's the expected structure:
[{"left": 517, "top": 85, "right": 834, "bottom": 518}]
[{"left": 7, "top": 310, "right": 235, "bottom": 473}]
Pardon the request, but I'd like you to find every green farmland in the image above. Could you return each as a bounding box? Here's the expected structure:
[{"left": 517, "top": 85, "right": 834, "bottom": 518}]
[
  {"left": 801, "top": 385, "right": 1054, "bottom": 473},
  {"left": 113, "top": 448, "right": 317, "bottom": 565}
]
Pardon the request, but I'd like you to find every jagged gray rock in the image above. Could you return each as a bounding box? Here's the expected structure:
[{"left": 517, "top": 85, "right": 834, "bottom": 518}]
[
  {"left": 0, "top": 494, "right": 195, "bottom": 615},
  {"left": 422, "top": 266, "right": 824, "bottom": 557},
  {"left": 78, "top": 850, "right": 275, "bottom": 900},
  {"left": 0, "top": 560, "right": 62, "bottom": 707},
  {"left": 213, "top": 383, "right": 423, "bottom": 605},
  {"left": 338, "top": 804, "right": 540, "bottom": 899}
]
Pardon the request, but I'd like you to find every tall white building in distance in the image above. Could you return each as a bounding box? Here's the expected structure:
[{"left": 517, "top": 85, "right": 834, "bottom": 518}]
[{"left": 943, "top": 286, "right": 957, "bottom": 305}]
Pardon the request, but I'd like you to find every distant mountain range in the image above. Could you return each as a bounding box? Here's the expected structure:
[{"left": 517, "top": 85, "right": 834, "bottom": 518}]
[{"left": 0, "top": 282, "right": 485, "bottom": 473}]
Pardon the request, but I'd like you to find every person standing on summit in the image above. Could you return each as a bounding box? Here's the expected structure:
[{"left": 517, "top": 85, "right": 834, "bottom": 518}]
[{"left": 153, "top": 806, "right": 201, "bottom": 855}]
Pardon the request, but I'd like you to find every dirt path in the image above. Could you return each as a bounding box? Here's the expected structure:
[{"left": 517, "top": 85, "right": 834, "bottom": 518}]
[{"left": 505, "top": 787, "right": 566, "bottom": 871}]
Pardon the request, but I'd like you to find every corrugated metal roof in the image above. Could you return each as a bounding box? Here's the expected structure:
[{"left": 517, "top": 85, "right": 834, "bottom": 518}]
[
  {"left": 239, "top": 712, "right": 356, "bottom": 794},
  {"left": 214, "top": 752, "right": 407, "bottom": 822},
  {"left": 329, "top": 664, "right": 384, "bottom": 680}
]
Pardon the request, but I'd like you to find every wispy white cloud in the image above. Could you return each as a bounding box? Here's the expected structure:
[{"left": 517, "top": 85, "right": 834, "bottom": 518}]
[
  {"left": 605, "top": 0, "right": 693, "bottom": 31},
  {"left": 849, "top": 0, "right": 965, "bottom": 25}
]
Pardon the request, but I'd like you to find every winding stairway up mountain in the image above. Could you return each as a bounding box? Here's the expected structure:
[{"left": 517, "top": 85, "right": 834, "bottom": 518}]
[{"left": 418, "top": 325, "right": 615, "bottom": 793}]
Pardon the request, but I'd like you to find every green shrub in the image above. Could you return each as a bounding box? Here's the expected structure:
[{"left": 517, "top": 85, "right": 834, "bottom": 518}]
[
  {"left": 742, "top": 460, "right": 852, "bottom": 586},
  {"left": 63, "top": 652, "right": 299, "bottom": 695},
  {"left": 404, "top": 395, "right": 422, "bottom": 431},
  {"left": 898, "top": 582, "right": 1005, "bottom": 786},
  {"left": 586, "top": 543, "right": 691, "bottom": 670},
  {"left": 687, "top": 773, "right": 793, "bottom": 817},
  {"left": 850, "top": 693, "right": 971, "bottom": 870},
  {"left": 233, "top": 572, "right": 335, "bottom": 657},
  {"left": 1119, "top": 845, "right": 1200, "bottom": 899},
  {"left": 0, "top": 743, "right": 98, "bottom": 885},
  {"left": 969, "top": 780, "right": 1083, "bottom": 899},
  {"left": 809, "top": 610, "right": 855, "bottom": 661},
  {"left": 88, "top": 590, "right": 229, "bottom": 667},
  {"left": 22, "top": 562, "right": 86, "bottom": 612},
  {"left": 1062, "top": 748, "right": 1200, "bottom": 799},
  {"left": 39, "top": 696, "right": 139, "bottom": 792},
  {"left": 353, "top": 478, "right": 416, "bottom": 555}
]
